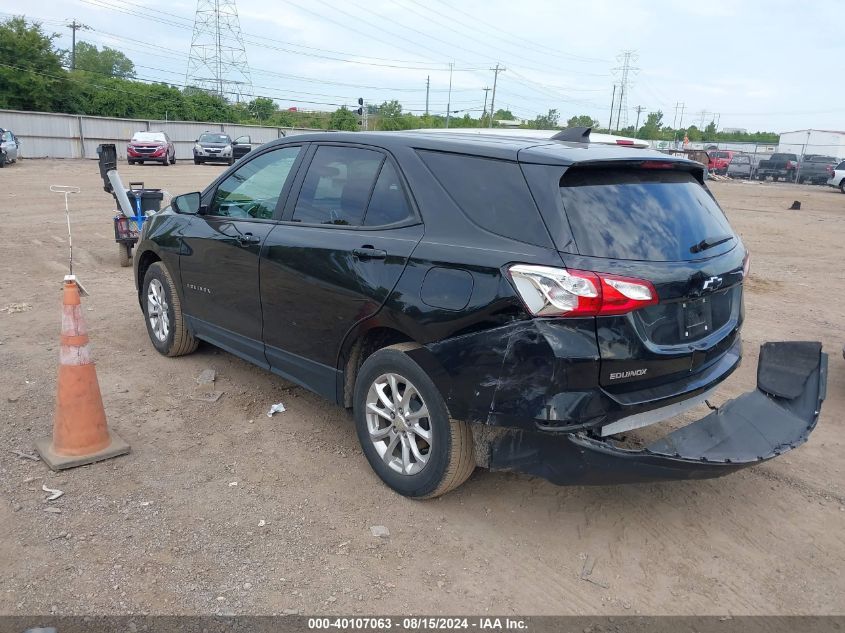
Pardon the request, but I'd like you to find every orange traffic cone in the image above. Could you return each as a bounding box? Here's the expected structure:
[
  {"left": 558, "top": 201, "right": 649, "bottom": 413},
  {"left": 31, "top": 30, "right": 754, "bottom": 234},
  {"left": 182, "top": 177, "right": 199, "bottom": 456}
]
[{"left": 35, "top": 277, "right": 130, "bottom": 470}]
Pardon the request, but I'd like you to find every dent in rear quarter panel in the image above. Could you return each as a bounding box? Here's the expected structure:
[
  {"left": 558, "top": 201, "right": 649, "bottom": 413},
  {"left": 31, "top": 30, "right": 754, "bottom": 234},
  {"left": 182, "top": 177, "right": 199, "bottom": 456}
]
[{"left": 369, "top": 145, "right": 602, "bottom": 430}]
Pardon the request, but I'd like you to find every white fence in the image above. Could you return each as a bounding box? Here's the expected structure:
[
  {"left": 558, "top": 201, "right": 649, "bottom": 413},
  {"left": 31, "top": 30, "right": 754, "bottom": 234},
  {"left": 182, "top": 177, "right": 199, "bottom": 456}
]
[{"left": 0, "top": 109, "right": 320, "bottom": 161}]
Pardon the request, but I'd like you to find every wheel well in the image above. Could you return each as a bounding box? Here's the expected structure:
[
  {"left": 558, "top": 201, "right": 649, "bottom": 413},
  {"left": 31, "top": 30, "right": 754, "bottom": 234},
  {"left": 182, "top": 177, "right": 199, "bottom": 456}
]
[
  {"left": 342, "top": 327, "right": 414, "bottom": 408},
  {"left": 136, "top": 250, "right": 161, "bottom": 301}
]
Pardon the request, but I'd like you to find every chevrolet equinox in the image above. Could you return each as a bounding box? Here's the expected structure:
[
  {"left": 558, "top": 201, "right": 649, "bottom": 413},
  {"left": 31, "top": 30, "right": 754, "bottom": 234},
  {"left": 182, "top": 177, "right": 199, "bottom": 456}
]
[{"left": 134, "top": 129, "right": 827, "bottom": 498}]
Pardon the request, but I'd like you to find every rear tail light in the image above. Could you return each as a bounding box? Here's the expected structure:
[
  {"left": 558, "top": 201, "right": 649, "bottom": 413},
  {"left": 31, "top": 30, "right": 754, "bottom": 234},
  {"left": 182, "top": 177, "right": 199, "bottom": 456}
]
[{"left": 507, "top": 264, "right": 658, "bottom": 318}]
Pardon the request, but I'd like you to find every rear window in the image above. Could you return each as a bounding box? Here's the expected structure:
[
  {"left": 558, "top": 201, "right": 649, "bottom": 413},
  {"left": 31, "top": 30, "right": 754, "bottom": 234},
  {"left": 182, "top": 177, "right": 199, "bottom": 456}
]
[
  {"left": 558, "top": 168, "right": 735, "bottom": 262},
  {"left": 731, "top": 156, "right": 750, "bottom": 164},
  {"left": 710, "top": 151, "right": 730, "bottom": 158},
  {"left": 418, "top": 150, "right": 549, "bottom": 246},
  {"left": 809, "top": 155, "right": 836, "bottom": 163}
]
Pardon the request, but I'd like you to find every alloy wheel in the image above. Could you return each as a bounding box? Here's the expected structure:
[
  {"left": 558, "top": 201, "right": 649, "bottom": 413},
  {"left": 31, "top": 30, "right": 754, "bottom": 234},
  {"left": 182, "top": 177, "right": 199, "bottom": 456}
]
[
  {"left": 147, "top": 278, "right": 170, "bottom": 342},
  {"left": 365, "top": 373, "right": 433, "bottom": 476}
]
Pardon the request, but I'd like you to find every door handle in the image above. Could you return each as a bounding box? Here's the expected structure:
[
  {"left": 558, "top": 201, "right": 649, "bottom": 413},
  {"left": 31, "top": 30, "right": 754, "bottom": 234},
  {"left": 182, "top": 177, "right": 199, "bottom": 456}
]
[
  {"left": 237, "top": 233, "right": 261, "bottom": 245},
  {"left": 353, "top": 246, "right": 387, "bottom": 260}
]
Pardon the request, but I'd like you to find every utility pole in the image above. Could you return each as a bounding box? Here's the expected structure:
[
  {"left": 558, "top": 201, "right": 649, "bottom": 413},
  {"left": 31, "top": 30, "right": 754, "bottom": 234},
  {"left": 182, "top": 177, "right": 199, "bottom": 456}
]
[
  {"left": 678, "top": 102, "right": 685, "bottom": 129},
  {"left": 67, "top": 20, "right": 88, "bottom": 71},
  {"left": 615, "top": 82, "right": 624, "bottom": 131},
  {"left": 634, "top": 105, "right": 645, "bottom": 131},
  {"left": 445, "top": 62, "right": 454, "bottom": 129},
  {"left": 481, "top": 86, "right": 491, "bottom": 126},
  {"left": 425, "top": 75, "right": 430, "bottom": 117},
  {"left": 489, "top": 63, "right": 505, "bottom": 128},
  {"left": 608, "top": 84, "right": 616, "bottom": 131}
]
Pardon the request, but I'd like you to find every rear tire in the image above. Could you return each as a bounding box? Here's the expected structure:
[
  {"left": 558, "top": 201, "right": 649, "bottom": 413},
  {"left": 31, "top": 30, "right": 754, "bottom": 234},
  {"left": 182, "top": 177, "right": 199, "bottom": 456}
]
[
  {"left": 141, "top": 262, "right": 198, "bottom": 357},
  {"left": 117, "top": 243, "right": 132, "bottom": 267},
  {"left": 353, "top": 344, "right": 475, "bottom": 499}
]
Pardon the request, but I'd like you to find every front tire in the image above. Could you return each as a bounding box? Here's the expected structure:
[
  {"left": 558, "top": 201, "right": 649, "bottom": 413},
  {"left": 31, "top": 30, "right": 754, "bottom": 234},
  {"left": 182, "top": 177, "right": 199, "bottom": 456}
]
[
  {"left": 839, "top": 180, "right": 845, "bottom": 194},
  {"left": 194, "top": 157, "right": 202, "bottom": 165},
  {"left": 141, "top": 262, "right": 198, "bottom": 357},
  {"left": 353, "top": 345, "right": 475, "bottom": 498}
]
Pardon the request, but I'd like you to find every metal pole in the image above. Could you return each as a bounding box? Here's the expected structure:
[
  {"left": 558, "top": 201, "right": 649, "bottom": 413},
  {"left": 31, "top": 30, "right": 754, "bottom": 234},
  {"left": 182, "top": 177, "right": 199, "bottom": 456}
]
[
  {"left": 215, "top": 0, "right": 222, "bottom": 99},
  {"left": 71, "top": 21, "right": 77, "bottom": 71},
  {"left": 445, "top": 62, "right": 453, "bottom": 128},
  {"left": 608, "top": 84, "right": 616, "bottom": 131},
  {"left": 425, "top": 75, "right": 430, "bottom": 117},
  {"left": 481, "top": 87, "right": 490, "bottom": 126},
  {"left": 615, "top": 83, "right": 624, "bottom": 131},
  {"left": 488, "top": 63, "right": 504, "bottom": 128},
  {"left": 634, "top": 105, "right": 644, "bottom": 131},
  {"left": 795, "top": 129, "right": 810, "bottom": 183}
]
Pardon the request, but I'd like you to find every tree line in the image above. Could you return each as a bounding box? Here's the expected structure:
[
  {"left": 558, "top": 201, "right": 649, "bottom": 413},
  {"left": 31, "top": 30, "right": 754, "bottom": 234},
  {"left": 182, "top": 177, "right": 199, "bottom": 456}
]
[{"left": 0, "top": 16, "right": 778, "bottom": 143}]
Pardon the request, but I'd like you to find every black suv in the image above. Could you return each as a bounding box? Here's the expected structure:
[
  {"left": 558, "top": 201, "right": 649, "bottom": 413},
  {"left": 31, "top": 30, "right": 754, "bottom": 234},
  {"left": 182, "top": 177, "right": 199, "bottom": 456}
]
[{"left": 134, "top": 130, "right": 826, "bottom": 498}]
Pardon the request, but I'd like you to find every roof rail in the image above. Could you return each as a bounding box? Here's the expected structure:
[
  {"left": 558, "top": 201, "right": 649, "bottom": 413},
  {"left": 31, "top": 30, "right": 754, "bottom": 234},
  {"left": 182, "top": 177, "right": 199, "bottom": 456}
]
[{"left": 550, "top": 126, "right": 591, "bottom": 143}]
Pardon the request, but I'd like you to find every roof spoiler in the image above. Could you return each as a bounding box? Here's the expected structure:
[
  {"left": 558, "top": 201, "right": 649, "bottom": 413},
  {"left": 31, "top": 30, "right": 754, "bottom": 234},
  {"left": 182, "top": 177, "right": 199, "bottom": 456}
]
[{"left": 551, "top": 126, "right": 591, "bottom": 143}]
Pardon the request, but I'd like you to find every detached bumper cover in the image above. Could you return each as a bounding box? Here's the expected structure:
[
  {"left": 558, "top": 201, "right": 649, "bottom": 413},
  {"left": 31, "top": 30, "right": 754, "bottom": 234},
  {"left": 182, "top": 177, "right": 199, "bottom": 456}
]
[{"left": 488, "top": 342, "right": 827, "bottom": 485}]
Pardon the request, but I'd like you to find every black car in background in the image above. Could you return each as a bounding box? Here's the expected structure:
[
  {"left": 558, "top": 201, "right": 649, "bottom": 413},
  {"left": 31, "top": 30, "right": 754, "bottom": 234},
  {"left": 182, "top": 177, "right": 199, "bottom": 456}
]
[
  {"left": 134, "top": 131, "right": 826, "bottom": 498},
  {"left": 193, "top": 132, "right": 254, "bottom": 165}
]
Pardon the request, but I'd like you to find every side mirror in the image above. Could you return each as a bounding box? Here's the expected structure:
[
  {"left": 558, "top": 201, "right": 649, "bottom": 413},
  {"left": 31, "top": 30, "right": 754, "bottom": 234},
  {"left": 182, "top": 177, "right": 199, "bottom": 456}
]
[{"left": 172, "top": 191, "right": 202, "bottom": 215}]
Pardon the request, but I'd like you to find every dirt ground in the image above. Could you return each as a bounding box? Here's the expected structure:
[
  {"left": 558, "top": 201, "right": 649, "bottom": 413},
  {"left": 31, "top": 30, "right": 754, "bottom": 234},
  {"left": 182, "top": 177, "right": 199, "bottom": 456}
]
[{"left": 0, "top": 159, "right": 843, "bottom": 617}]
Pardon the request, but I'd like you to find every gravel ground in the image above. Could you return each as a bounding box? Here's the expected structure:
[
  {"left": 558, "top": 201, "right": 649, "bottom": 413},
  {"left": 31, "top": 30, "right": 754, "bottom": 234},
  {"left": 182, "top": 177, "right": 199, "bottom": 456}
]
[{"left": 0, "top": 159, "right": 843, "bottom": 616}]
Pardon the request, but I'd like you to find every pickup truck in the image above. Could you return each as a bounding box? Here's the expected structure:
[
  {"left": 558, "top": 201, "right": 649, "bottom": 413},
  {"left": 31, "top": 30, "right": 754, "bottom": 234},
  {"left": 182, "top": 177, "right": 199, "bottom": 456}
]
[
  {"left": 797, "top": 155, "right": 839, "bottom": 185},
  {"left": 757, "top": 153, "right": 799, "bottom": 182}
]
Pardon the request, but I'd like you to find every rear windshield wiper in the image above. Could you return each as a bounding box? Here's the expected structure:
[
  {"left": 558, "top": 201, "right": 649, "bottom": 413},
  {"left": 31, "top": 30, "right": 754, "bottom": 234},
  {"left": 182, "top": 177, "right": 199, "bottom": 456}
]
[{"left": 689, "top": 234, "right": 734, "bottom": 254}]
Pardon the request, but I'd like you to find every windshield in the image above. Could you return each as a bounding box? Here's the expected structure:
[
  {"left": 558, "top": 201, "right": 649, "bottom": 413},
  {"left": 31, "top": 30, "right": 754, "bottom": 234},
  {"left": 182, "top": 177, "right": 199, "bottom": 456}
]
[
  {"left": 199, "top": 133, "right": 230, "bottom": 144},
  {"left": 132, "top": 132, "right": 166, "bottom": 143},
  {"left": 558, "top": 168, "right": 735, "bottom": 262}
]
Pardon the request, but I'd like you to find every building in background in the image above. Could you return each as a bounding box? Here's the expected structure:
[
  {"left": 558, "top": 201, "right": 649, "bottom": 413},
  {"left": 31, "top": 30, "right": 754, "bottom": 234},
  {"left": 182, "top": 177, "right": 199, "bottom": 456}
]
[{"left": 778, "top": 129, "right": 845, "bottom": 159}]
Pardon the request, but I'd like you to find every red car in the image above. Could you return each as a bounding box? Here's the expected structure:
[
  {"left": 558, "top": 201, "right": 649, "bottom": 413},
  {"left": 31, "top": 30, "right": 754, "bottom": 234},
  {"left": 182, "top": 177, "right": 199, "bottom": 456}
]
[
  {"left": 707, "top": 150, "right": 736, "bottom": 175},
  {"left": 127, "top": 131, "right": 176, "bottom": 166}
]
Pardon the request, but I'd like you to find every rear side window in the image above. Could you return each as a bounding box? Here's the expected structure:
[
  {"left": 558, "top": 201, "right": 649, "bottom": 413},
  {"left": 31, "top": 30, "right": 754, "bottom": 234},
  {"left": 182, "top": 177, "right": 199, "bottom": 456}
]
[
  {"left": 363, "top": 161, "right": 413, "bottom": 226},
  {"left": 558, "top": 168, "right": 736, "bottom": 262},
  {"left": 418, "top": 150, "right": 549, "bottom": 246}
]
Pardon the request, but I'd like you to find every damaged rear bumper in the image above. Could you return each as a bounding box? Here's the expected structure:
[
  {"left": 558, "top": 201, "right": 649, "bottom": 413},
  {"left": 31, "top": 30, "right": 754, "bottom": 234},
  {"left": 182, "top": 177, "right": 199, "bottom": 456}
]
[{"left": 485, "top": 342, "right": 827, "bottom": 485}]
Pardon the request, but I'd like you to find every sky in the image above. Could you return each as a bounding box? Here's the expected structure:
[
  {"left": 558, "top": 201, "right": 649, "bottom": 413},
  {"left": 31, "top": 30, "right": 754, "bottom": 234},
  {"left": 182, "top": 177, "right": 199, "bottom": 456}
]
[{"left": 3, "top": 0, "right": 844, "bottom": 132}]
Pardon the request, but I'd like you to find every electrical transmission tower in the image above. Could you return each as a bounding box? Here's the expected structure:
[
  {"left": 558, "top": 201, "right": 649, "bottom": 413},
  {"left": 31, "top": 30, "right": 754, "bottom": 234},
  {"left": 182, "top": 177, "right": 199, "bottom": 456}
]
[
  {"left": 185, "top": 0, "right": 253, "bottom": 102},
  {"left": 611, "top": 50, "right": 638, "bottom": 130}
]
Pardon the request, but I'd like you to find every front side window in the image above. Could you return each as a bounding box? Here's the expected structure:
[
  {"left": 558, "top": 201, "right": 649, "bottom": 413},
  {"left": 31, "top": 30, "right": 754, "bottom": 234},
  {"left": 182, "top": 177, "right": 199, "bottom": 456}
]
[
  {"left": 210, "top": 146, "right": 301, "bottom": 219},
  {"left": 292, "top": 146, "right": 384, "bottom": 225}
]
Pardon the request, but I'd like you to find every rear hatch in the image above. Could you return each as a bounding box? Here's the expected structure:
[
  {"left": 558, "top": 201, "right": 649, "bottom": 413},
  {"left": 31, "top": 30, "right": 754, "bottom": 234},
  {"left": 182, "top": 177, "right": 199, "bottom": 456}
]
[{"left": 542, "top": 161, "right": 747, "bottom": 398}]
